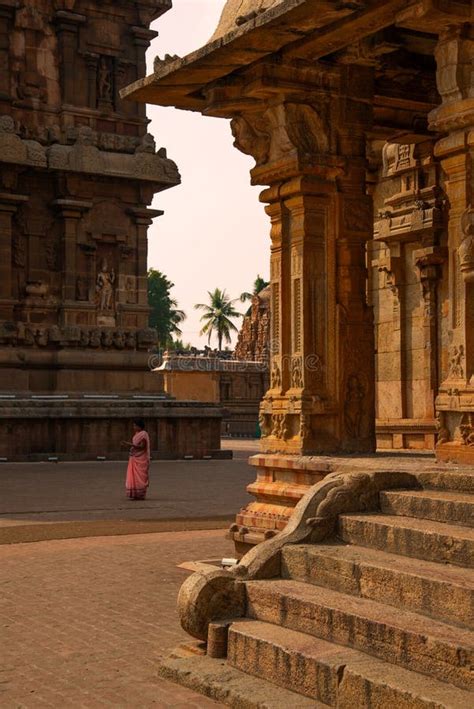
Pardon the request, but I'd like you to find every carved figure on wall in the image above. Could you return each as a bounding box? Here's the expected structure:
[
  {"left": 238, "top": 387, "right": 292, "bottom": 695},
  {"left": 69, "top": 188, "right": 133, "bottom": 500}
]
[
  {"left": 291, "top": 356, "right": 303, "bottom": 389},
  {"left": 344, "top": 374, "right": 365, "bottom": 438},
  {"left": 135, "top": 133, "right": 156, "bottom": 154},
  {"left": 96, "top": 259, "right": 115, "bottom": 311},
  {"left": 448, "top": 345, "right": 465, "bottom": 379},
  {"left": 460, "top": 414, "right": 474, "bottom": 447},
  {"left": 230, "top": 114, "right": 271, "bottom": 166},
  {"left": 272, "top": 413, "right": 283, "bottom": 438},
  {"left": 258, "top": 413, "right": 270, "bottom": 438},
  {"left": 435, "top": 411, "right": 449, "bottom": 445},
  {"left": 97, "top": 56, "right": 113, "bottom": 104},
  {"left": 300, "top": 413, "right": 311, "bottom": 440},
  {"left": 271, "top": 361, "right": 281, "bottom": 389}
]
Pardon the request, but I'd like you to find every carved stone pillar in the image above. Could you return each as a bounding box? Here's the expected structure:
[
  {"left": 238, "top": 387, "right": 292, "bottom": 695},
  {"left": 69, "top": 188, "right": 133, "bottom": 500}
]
[
  {"left": 131, "top": 27, "right": 158, "bottom": 121},
  {"left": 204, "top": 61, "right": 376, "bottom": 552},
  {"left": 430, "top": 25, "right": 474, "bottom": 464},
  {"left": 0, "top": 192, "right": 28, "bottom": 319},
  {"left": 128, "top": 207, "right": 163, "bottom": 328},
  {"left": 225, "top": 64, "right": 376, "bottom": 456}
]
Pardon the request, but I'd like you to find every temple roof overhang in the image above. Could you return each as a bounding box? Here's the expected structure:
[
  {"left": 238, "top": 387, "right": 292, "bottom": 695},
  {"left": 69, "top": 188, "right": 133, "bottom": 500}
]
[{"left": 121, "top": 0, "right": 472, "bottom": 115}]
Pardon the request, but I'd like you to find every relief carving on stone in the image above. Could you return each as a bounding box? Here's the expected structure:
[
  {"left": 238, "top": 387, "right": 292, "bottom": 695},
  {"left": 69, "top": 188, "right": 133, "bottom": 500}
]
[
  {"left": 435, "top": 411, "right": 449, "bottom": 446},
  {"left": 291, "top": 356, "right": 303, "bottom": 389},
  {"left": 96, "top": 259, "right": 115, "bottom": 312},
  {"left": 460, "top": 414, "right": 474, "bottom": 447},
  {"left": 97, "top": 55, "right": 114, "bottom": 106},
  {"left": 344, "top": 373, "right": 365, "bottom": 438},
  {"left": 270, "top": 361, "right": 281, "bottom": 389},
  {"left": 258, "top": 412, "right": 270, "bottom": 438},
  {"left": 448, "top": 344, "right": 465, "bottom": 379},
  {"left": 230, "top": 113, "right": 271, "bottom": 166}
]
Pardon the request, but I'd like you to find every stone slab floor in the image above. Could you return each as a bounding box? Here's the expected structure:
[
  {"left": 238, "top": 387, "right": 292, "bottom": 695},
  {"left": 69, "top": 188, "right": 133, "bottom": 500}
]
[{"left": 0, "top": 529, "right": 232, "bottom": 707}]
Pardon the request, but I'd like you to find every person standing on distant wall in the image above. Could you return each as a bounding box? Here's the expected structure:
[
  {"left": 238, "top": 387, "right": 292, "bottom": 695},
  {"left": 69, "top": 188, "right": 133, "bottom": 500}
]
[{"left": 122, "top": 419, "right": 150, "bottom": 500}]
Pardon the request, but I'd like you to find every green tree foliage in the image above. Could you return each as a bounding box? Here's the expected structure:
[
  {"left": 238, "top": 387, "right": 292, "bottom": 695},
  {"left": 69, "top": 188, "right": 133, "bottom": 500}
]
[
  {"left": 147, "top": 268, "right": 186, "bottom": 347},
  {"left": 240, "top": 274, "right": 270, "bottom": 313},
  {"left": 195, "top": 288, "right": 241, "bottom": 351}
]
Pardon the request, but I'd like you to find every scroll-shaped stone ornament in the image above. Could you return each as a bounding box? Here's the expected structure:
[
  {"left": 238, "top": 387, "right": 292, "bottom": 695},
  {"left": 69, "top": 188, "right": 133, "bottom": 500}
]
[
  {"left": 177, "top": 470, "right": 419, "bottom": 641},
  {"left": 230, "top": 114, "right": 271, "bottom": 166}
]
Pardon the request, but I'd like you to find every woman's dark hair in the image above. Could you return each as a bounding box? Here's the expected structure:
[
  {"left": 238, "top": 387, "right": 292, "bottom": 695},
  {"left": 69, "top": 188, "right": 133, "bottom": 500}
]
[{"left": 133, "top": 418, "right": 145, "bottom": 430}]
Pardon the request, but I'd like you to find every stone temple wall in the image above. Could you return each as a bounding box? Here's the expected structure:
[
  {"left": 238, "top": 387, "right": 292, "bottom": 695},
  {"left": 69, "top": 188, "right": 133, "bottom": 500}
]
[
  {"left": 0, "top": 0, "right": 222, "bottom": 459},
  {"left": 0, "top": 0, "right": 179, "bottom": 395}
]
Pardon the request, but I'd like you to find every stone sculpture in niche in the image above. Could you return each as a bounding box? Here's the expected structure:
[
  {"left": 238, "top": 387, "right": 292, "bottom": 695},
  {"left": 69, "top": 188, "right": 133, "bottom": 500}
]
[
  {"left": 448, "top": 345, "right": 465, "bottom": 379},
  {"left": 96, "top": 259, "right": 115, "bottom": 311},
  {"left": 97, "top": 56, "right": 114, "bottom": 105}
]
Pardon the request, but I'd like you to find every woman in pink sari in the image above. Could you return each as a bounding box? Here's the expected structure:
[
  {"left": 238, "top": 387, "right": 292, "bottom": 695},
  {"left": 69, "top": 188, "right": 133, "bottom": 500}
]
[{"left": 122, "top": 419, "right": 150, "bottom": 500}]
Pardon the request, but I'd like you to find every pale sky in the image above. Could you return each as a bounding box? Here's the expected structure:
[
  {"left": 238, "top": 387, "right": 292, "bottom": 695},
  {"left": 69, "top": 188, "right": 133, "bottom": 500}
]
[{"left": 146, "top": 0, "right": 269, "bottom": 348}]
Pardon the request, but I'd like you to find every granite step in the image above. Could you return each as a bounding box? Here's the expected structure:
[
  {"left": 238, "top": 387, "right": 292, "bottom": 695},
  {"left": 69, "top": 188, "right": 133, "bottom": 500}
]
[
  {"left": 227, "top": 619, "right": 473, "bottom": 708},
  {"left": 337, "top": 513, "right": 474, "bottom": 567},
  {"left": 159, "top": 652, "right": 322, "bottom": 708},
  {"left": 245, "top": 579, "right": 474, "bottom": 690},
  {"left": 415, "top": 469, "right": 474, "bottom": 494},
  {"left": 380, "top": 489, "right": 474, "bottom": 527},
  {"left": 281, "top": 542, "right": 474, "bottom": 628}
]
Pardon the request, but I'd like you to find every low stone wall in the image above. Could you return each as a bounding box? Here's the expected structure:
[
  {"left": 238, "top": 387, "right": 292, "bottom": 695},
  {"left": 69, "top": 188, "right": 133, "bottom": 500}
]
[{"left": 0, "top": 396, "right": 223, "bottom": 461}]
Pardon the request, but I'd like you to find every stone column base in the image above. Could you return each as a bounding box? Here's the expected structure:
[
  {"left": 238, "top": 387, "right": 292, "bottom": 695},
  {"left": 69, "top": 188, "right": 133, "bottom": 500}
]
[{"left": 228, "top": 454, "right": 333, "bottom": 555}]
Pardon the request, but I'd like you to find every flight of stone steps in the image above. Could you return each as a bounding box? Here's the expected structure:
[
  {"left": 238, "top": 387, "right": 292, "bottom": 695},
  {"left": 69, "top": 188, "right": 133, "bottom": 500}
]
[{"left": 162, "top": 470, "right": 474, "bottom": 707}]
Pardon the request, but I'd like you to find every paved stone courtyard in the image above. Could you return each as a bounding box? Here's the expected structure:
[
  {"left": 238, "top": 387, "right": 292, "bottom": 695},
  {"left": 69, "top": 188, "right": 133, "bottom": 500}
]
[
  {"left": 0, "top": 530, "right": 232, "bottom": 707},
  {"left": 0, "top": 442, "right": 258, "bottom": 707}
]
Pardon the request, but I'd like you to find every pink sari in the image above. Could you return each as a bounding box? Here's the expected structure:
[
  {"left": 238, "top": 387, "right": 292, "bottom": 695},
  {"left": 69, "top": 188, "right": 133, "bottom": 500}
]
[{"left": 126, "top": 430, "right": 150, "bottom": 500}]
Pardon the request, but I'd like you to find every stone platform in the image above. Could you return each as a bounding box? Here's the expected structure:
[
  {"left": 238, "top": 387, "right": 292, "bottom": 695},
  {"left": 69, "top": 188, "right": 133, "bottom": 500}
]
[
  {"left": 0, "top": 394, "right": 224, "bottom": 461},
  {"left": 229, "top": 451, "right": 473, "bottom": 554}
]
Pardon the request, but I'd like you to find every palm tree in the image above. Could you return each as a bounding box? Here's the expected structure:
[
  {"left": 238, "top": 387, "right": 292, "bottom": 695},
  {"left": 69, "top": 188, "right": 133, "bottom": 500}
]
[
  {"left": 240, "top": 274, "right": 270, "bottom": 304},
  {"left": 195, "top": 288, "right": 241, "bottom": 351},
  {"left": 169, "top": 298, "right": 186, "bottom": 337}
]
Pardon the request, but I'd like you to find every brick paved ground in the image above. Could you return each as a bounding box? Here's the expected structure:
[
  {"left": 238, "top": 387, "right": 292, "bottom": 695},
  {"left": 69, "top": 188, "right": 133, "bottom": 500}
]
[
  {"left": 0, "top": 530, "right": 234, "bottom": 707},
  {"left": 0, "top": 441, "right": 258, "bottom": 546}
]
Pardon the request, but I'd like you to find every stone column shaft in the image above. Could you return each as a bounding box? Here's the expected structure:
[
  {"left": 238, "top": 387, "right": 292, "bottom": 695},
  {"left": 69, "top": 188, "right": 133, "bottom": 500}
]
[{"left": 53, "top": 199, "right": 92, "bottom": 319}]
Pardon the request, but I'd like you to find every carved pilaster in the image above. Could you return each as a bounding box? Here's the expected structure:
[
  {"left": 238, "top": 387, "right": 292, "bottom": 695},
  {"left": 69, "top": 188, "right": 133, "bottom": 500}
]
[
  {"left": 216, "top": 60, "right": 375, "bottom": 454},
  {"left": 429, "top": 26, "right": 474, "bottom": 463},
  {"left": 0, "top": 192, "right": 29, "bottom": 318},
  {"left": 54, "top": 11, "right": 86, "bottom": 106},
  {"left": 53, "top": 199, "right": 92, "bottom": 323}
]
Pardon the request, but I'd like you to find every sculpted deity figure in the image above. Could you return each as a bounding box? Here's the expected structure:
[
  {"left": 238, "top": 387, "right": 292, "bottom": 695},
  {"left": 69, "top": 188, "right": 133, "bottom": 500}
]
[{"left": 96, "top": 259, "right": 115, "bottom": 311}]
